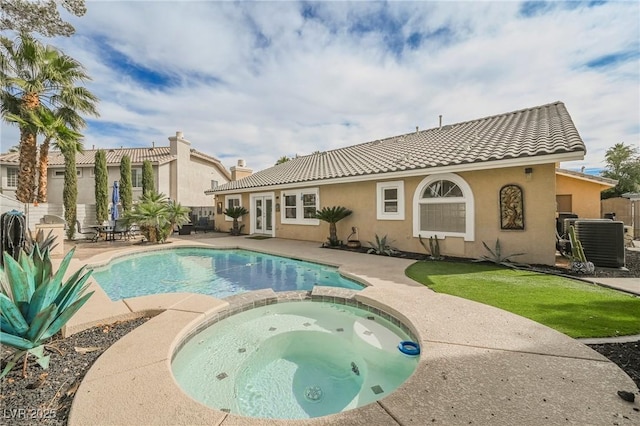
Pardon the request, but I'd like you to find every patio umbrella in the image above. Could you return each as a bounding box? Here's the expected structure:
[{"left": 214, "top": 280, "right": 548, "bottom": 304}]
[{"left": 111, "top": 181, "right": 120, "bottom": 220}]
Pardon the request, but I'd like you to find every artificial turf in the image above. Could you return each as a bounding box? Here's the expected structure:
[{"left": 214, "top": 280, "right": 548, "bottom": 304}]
[{"left": 405, "top": 260, "right": 640, "bottom": 338}]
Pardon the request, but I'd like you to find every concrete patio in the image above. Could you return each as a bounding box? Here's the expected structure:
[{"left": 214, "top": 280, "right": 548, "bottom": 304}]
[{"left": 61, "top": 235, "right": 639, "bottom": 425}]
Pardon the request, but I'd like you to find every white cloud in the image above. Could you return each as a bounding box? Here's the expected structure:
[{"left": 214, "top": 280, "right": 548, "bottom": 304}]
[{"left": 1, "top": 0, "right": 638, "bottom": 174}]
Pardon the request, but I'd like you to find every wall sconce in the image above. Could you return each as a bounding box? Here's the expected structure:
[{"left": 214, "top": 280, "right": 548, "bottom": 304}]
[{"left": 524, "top": 167, "right": 533, "bottom": 181}]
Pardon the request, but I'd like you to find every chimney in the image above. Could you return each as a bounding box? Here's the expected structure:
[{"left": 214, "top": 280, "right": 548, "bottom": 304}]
[
  {"left": 439, "top": 115, "right": 442, "bottom": 128},
  {"left": 152, "top": 141, "right": 155, "bottom": 148},
  {"left": 231, "top": 159, "right": 252, "bottom": 181},
  {"left": 415, "top": 126, "right": 419, "bottom": 133}
]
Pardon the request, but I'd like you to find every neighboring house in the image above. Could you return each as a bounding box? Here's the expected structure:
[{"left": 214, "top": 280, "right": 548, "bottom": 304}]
[
  {"left": 0, "top": 131, "right": 231, "bottom": 220},
  {"left": 555, "top": 168, "right": 617, "bottom": 218},
  {"left": 209, "top": 101, "right": 590, "bottom": 266}
]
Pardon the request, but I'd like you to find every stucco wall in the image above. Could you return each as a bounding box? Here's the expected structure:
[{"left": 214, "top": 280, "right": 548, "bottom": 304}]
[
  {"left": 220, "top": 163, "right": 558, "bottom": 265},
  {"left": 176, "top": 155, "right": 223, "bottom": 206},
  {"left": 556, "top": 174, "right": 608, "bottom": 218}
]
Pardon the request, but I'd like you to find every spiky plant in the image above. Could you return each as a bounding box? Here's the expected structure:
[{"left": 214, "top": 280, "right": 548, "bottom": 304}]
[
  {"left": 473, "top": 239, "right": 525, "bottom": 267},
  {"left": 23, "top": 229, "right": 58, "bottom": 256},
  {"left": 367, "top": 234, "right": 398, "bottom": 256},
  {"left": 0, "top": 245, "right": 94, "bottom": 378},
  {"left": 314, "top": 206, "right": 353, "bottom": 246}
]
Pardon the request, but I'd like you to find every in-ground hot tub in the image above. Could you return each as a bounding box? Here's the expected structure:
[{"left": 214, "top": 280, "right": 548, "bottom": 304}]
[{"left": 171, "top": 299, "right": 420, "bottom": 419}]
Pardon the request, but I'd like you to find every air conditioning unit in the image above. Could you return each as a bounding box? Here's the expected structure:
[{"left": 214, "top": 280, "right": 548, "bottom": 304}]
[{"left": 575, "top": 220, "right": 625, "bottom": 268}]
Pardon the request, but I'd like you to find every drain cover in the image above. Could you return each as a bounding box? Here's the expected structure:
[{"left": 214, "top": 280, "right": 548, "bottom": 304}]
[{"left": 304, "top": 385, "right": 323, "bottom": 402}]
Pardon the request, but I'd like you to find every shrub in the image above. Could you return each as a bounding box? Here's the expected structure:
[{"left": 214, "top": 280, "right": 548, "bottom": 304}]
[{"left": 0, "top": 245, "right": 94, "bottom": 378}]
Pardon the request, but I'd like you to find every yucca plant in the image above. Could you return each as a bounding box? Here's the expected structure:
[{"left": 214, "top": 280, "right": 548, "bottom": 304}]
[{"left": 0, "top": 245, "right": 94, "bottom": 378}]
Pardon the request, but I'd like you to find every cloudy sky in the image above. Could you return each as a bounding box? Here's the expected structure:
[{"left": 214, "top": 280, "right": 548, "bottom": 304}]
[{"left": 2, "top": 0, "right": 639, "bottom": 174}]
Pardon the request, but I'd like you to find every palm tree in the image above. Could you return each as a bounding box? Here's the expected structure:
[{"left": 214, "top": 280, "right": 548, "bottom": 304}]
[
  {"left": 122, "top": 192, "right": 189, "bottom": 243},
  {"left": 5, "top": 107, "right": 78, "bottom": 202},
  {"left": 223, "top": 206, "right": 249, "bottom": 236},
  {"left": 165, "top": 201, "right": 191, "bottom": 237},
  {"left": 275, "top": 155, "right": 290, "bottom": 165},
  {"left": 315, "top": 206, "right": 353, "bottom": 246},
  {"left": 0, "top": 31, "right": 99, "bottom": 203}
]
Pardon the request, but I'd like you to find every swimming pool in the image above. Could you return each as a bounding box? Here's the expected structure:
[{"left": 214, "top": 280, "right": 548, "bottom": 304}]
[
  {"left": 171, "top": 301, "right": 419, "bottom": 419},
  {"left": 91, "top": 248, "right": 364, "bottom": 300}
]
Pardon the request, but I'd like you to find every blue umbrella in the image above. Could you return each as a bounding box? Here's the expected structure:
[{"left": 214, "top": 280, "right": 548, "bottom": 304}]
[{"left": 111, "top": 181, "right": 120, "bottom": 220}]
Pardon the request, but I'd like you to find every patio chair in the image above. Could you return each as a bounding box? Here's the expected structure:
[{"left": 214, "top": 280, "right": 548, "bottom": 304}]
[
  {"left": 194, "top": 217, "right": 215, "bottom": 233},
  {"left": 112, "top": 220, "right": 131, "bottom": 240},
  {"left": 76, "top": 220, "right": 99, "bottom": 242}
]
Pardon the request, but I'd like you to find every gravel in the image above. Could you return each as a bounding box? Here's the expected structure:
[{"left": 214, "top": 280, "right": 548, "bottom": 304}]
[{"left": 2, "top": 249, "right": 638, "bottom": 425}]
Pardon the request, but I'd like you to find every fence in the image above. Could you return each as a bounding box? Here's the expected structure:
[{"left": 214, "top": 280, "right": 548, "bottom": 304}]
[
  {"left": 0, "top": 194, "right": 98, "bottom": 240},
  {"left": 601, "top": 197, "right": 639, "bottom": 239}
]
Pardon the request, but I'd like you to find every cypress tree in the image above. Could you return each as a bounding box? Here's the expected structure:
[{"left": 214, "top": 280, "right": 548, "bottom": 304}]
[
  {"left": 142, "top": 160, "right": 155, "bottom": 195},
  {"left": 119, "top": 155, "right": 133, "bottom": 212},
  {"left": 94, "top": 150, "right": 108, "bottom": 223},
  {"left": 63, "top": 151, "right": 78, "bottom": 240}
]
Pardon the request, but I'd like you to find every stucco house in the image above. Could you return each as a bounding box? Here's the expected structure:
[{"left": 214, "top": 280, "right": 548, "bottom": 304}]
[
  {"left": 0, "top": 131, "right": 231, "bottom": 221},
  {"left": 209, "top": 101, "right": 603, "bottom": 266},
  {"left": 555, "top": 168, "right": 616, "bottom": 218}
]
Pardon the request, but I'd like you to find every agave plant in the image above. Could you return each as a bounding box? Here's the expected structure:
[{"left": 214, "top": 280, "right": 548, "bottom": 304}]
[
  {"left": 0, "top": 245, "right": 94, "bottom": 378},
  {"left": 473, "top": 239, "right": 525, "bottom": 267},
  {"left": 23, "top": 228, "right": 58, "bottom": 256},
  {"left": 367, "top": 234, "right": 398, "bottom": 256}
]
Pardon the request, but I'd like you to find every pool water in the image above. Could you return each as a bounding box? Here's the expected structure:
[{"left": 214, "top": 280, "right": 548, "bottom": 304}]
[
  {"left": 91, "top": 248, "right": 363, "bottom": 300},
  {"left": 171, "top": 301, "right": 419, "bottom": 419}
]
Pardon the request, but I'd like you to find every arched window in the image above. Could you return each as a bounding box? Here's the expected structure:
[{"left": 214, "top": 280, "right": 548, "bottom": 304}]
[{"left": 413, "top": 173, "right": 475, "bottom": 241}]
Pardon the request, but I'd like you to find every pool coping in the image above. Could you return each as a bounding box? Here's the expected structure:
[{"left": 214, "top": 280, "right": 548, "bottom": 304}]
[{"left": 66, "top": 237, "right": 640, "bottom": 425}]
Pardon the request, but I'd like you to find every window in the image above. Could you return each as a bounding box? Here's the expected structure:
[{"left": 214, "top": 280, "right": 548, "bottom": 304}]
[
  {"left": 54, "top": 169, "right": 82, "bottom": 178},
  {"left": 281, "top": 188, "right": 319, "bottom": 225},
  {"left": 6, "top": 168, "right": 18, "bottom": 188},
  {"left": 211, "top": 180, "right": 219, "bottom": 189},
  {"left": 413, "top": 173, "right": 474, "bottom": 241},
  {"left": 376, "top": 181, "right": 405, "bottom": 220},
  {"left": 131, "top": 169, "right": 143, "bottom": 188},
  {"left": 224, "top": 195, "right": 241, "bottom": 221}
]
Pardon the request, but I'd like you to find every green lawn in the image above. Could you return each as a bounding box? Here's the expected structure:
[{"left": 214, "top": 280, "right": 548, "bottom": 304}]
[{"left": 405, "top": 261, "right": 640, "bottom": 338}]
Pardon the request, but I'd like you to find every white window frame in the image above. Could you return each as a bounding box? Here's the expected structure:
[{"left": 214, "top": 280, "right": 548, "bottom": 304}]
[
  {"left": 376, "top": 180, "right": 405, "bottom": 220},
  {"left": 224, "top": 195, "right": 242, "bottom": 222},
  {"left": 6, "top": 168, "right": 18, "bottom": 188},
  {"left": 280, "top": 188, "right": 320, "bottom": 225},
  {"left": 412, "top": 173, "right": 475, "bottom": 241},
  {"left": 53, "top": 169, "right": 82, "bottom": 178}
]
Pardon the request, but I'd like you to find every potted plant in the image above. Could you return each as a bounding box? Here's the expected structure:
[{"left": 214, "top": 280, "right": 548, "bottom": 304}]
[
  {"left": 314, "top": 206, "right": 353, "bottom": 247},
  {"left": 223, "top": 206, "right": 249, "bottom": 236},
  {"left": 568, "top": 225, "right": 595, "bottom": 274}
]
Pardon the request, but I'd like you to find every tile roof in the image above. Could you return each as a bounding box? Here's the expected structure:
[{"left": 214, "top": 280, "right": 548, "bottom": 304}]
[
  {"left": 0, "top": 147, "right": 174, "bottom": 166},
  {"left": 0, "top": 146, "right": 231, "bottom": 179},
  {"left": 211, "top": 101, "right": 586, "bottom": 193}
]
